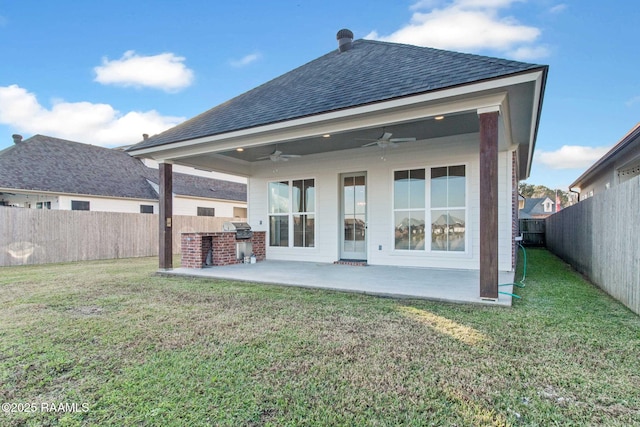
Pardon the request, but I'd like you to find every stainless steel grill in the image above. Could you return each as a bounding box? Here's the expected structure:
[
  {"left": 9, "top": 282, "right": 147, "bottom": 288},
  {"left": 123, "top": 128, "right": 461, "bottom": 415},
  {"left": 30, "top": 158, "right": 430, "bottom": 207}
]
[{"left": 223, "top": 221, "right": 253, "bottom": 240}]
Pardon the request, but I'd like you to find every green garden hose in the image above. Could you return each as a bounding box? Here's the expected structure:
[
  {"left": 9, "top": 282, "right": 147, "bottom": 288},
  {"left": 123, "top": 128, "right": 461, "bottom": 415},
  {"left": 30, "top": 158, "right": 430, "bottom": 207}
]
[{"left": 499, "top": 242, "right": 527, "bottom": 299}]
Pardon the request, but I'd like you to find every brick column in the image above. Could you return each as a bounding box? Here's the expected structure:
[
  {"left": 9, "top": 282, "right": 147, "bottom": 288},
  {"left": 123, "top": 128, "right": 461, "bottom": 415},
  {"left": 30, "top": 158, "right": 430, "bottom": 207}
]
[
  {"left": 250, "top": 232, "right": 266, "bottom": 260},
  {"left": 181, "top": 233, "right": 203, "bottom": 268}
]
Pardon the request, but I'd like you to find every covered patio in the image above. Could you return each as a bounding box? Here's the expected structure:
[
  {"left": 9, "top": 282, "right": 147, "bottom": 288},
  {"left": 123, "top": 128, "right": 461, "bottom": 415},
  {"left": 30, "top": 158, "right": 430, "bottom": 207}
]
[
  {"left": 163, "top": 261, "right": 517, "bottom": 306},
  {"left": 129, "top": 30, "right": 547, "bottom": 303}
]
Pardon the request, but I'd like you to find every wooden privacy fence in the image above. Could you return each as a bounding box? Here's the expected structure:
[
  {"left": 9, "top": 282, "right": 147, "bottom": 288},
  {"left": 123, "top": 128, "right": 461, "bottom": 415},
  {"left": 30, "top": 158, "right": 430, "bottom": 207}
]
[
  {"left": 0, "top": 207, "right": 239, "bottom": 267},
  {"left": 519, "top": 219, "right": 546, "bottom": 246},
  {"left": 546, "top": 175, "right": 640, "bottom": 315}
]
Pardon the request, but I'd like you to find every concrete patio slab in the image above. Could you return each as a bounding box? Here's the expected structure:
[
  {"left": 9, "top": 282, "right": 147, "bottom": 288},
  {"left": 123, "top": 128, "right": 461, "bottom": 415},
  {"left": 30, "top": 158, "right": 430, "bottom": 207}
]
[{"left": 162, "top": 261, "right": 518, "bottom": 307}]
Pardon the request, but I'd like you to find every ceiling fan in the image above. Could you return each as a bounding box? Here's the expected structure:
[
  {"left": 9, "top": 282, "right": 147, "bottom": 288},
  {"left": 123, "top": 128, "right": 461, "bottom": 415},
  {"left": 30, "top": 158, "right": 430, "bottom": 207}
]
[
  {"left": 360, "top": 131, "right": 416, "bottom": 149},
  {"left": 257, "top": 149, "right": 301, "bottom": 162}
]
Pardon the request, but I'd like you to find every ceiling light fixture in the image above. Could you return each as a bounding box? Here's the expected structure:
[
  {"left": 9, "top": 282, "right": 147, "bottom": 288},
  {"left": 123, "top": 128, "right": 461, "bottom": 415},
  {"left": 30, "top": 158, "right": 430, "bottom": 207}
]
[
  {"left": 236, "top": 148, "right": 244, "bottom": 152},
  {"left": 322, "top": 134, "right": 331, "bottom": 138},
  {"left": 434, "top": 116, "right": 445, "bottom": 121}
]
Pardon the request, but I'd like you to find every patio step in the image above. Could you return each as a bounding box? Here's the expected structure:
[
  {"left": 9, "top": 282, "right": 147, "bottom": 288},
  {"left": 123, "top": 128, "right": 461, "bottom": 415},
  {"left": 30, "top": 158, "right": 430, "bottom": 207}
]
[{"left": 333, "top": 259, "right": 368, "bottom": 267}]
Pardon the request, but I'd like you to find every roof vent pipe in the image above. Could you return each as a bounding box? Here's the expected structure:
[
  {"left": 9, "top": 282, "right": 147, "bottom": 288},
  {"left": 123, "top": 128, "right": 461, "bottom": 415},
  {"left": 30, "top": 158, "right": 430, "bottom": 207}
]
[
  {"left": 336, "top": 29, "right": 354, "bottom": 52},
  {"left": 12, "top": 134, "right": 23, "bottom": 144},
  {"left": 142, "top": 133, "right": 149, "bottom": 141}
]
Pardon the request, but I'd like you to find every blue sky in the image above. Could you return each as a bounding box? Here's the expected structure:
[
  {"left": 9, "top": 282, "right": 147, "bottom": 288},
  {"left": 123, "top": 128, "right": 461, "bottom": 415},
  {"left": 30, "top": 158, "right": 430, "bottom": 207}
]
[{"left": 1, "top": 0, "right": 638, "bottom": 190}]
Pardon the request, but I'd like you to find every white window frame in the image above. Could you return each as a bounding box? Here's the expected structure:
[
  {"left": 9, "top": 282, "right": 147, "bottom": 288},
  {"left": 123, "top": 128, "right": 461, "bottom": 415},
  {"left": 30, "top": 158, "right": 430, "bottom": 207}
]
[
  {"left": 392, "top": 163, "right": 469, "bottom": 255},
  {"left": 429, "top": 164, "right": 468, "bottom": 254},
  {"left": 392, "top": 168, "right": 427, "bottom": 252},
  {"left": 268, "top": 178, "right": 316, "bottom": 248}
]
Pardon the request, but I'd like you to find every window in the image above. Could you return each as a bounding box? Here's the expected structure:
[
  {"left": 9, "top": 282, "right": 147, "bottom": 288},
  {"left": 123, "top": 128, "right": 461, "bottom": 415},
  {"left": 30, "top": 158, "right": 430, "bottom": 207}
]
[
  {"left": 36, "top": 201, "right": 51, "bottom": 209},
  {"left": 394, "top": 169, "right": 426, "bottom": 250},
  {"left": 292, "top": 179, "right": 315, "bottom": 247},
  {"left": 140, "top": 205, "right": 154, "bottom": 214},
  {"left": 268, "top": 179, "right": 315, "bottom": 247},
  {"left": 269, "top": 181, "right": 289, "bottom": 246},
  {"left": 71, "top": 200, "right": 90, "bottom": 211},
  {"left": 197, "top": 207, "right": 215, "bottom": 217},
  {"left": 431, "top": 165, "right": 465, "bottom": 252}
]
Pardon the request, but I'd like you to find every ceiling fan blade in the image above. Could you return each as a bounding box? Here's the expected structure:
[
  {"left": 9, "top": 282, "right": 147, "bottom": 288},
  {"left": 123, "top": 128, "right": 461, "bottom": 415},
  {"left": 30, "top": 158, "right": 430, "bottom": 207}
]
[
  {"left": 259, "top": 149, "right": 287, "bottom": 161},
  {"left": 380, "top": 132, "right": 393, "bottom": 141},
  {"left": 281, "top": 154, "right": 301, "bottom": 158},
  {"left": 389, "top": 137, "right": 416, "bottom": 143},
  {"left": 362, "top": 141, "right": 380, "bottom": 147}
]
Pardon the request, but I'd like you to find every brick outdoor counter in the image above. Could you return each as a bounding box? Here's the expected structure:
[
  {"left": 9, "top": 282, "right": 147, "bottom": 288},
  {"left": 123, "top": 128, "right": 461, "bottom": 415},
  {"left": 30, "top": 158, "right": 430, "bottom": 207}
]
[{"left": 181, "top": 231, "right": 266, "bottom": 268}]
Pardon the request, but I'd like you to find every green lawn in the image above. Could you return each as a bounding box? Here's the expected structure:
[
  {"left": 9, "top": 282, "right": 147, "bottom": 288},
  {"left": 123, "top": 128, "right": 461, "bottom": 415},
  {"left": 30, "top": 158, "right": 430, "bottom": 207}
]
[{"left": 1, "top": 249, "right": 639, "bottom": 426}]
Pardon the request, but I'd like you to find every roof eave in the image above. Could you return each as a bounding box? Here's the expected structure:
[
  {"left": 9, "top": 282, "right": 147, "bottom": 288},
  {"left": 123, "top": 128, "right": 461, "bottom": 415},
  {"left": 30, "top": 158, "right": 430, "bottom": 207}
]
[
  {"left": 569, "top": 122, "right": 640, "bottom": 190},
  {"left": 129, "top": 68, "right": 547, "bottom": 163},
  {"left": 523, "top": 65, "right": 549, "bottom": 181}
]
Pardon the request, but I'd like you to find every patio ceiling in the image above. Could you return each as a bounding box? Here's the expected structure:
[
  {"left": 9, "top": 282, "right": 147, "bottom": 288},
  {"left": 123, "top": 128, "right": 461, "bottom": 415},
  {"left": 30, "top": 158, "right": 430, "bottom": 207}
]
[{"left": 175, "top": 110, "right": 479, "bottom": 171}]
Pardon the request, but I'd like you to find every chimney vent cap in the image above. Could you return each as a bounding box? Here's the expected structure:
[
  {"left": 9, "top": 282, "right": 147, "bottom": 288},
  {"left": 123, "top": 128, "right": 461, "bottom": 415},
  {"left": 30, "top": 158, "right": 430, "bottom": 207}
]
[
  {"left": 12, "top": 134, "right": 23, "bottom": 144},
  {"left": 336, "top": 29, "right": 354, "bottom": 40},
  {"left": 336, "top": 29, "right": 354, "bottom": 52}
]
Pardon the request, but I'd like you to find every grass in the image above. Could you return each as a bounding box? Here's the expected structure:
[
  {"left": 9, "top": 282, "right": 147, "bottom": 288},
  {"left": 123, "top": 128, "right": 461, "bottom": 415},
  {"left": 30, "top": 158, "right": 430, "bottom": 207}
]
[{"left": 0, "top": 249, "right": 639, "bottom": 426}]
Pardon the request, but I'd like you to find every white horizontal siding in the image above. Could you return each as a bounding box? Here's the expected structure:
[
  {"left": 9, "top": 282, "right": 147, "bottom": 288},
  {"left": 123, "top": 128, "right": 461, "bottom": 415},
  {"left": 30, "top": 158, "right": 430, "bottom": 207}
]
[
  {"left": 248, "top": 133, "right": 514, "bottom": 271},
  {"left": 172, "top": 196, "right": 246, "bottom": 217},
  {"left": 58, "top": 195, "right": 155, "bottom": 213}
]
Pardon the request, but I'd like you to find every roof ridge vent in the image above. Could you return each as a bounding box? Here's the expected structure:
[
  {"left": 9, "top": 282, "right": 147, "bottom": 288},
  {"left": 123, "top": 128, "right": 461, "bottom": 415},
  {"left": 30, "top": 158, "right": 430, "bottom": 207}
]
[{"left": 336, "top": 29, "right": 354, "bottom": 52}]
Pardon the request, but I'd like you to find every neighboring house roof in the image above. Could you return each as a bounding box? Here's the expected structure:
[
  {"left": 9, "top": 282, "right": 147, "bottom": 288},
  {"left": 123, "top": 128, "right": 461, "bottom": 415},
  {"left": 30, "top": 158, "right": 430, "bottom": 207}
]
[
  {"left": 131, "top": 39, "right": 545, "bottom": 151},
  {"left": 519, "top": 197, "right": 553, "bottom": 218},
  {"left": 570, "top": 122, "right": 640, "bottom": 189},
  {"left": 0, "top": 135, "right": 246, "bottom": 202},
  {"left": 143, "top": 169, "right": 246, "bottom": 201}
]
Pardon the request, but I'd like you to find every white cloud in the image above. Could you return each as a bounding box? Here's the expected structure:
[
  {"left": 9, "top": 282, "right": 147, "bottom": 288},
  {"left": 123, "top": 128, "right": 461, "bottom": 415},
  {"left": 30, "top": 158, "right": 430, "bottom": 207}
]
[
  {"left": 410, "top": 0, "right": 441, "bottom": 9},
  {"left": 535, "top": 145, "right": 612, "bottom": 170},
  {"left": 366, "top": 0, "right": 547, "bottom": 59},
  {"left": 508, "top": 45, "right": 550, "bottom": 61},
  {"left": 0, "top": 84, "right": 185, "bottom": 146},
  {"left": 230, "top": 53, "right": 262, "bottom": 68},
  {"left": 549, "top": 4, "right": 567, "bottom": 14},
  {"left": 94, "top": 50, "right": 194, "bottom": 92}
]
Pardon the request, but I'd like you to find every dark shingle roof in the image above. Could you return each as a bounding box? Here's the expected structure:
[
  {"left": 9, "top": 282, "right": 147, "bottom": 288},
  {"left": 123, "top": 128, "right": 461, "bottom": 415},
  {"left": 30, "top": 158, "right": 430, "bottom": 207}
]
[
  {"left": 520, "top": 197, "right": 552, "bottom": 216},
  {"left": 131, "top": 39, "right": 544, "bottom": 150},
  {"left": 0, "top": 135, "right": 246, "bottom": 202},
  {"left": 142, "top": 168, "right": 246, "bottom": 202}
]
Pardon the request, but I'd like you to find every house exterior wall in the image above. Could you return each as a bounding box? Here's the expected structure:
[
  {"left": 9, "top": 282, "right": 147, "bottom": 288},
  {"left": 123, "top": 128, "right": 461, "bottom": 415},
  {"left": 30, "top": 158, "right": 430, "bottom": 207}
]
[
  {"left": 575, "top": 169, "right": 615, "bottom": 201},
  {"left": 57, "top": 195, "right": 156, "bottom": 213},
  {"left": 575, "top": 138, "right": 640, "bottom": 200},
  {"left": 247, "top": 133, "right": 515, "bottom": 271},
  {"left": 172, "top": 195, "right": 246, "bottom": 217},
  {"left": 0, "top": 191, "right": 246, "bottom": 216}
]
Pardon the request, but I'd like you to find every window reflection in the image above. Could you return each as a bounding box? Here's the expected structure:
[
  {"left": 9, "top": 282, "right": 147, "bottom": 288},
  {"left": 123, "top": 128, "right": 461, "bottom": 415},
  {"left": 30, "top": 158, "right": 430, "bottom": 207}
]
[
  {"left": 394, "top": 169, "right": 426, "bottom": 250},
  {"left": 269, "top": 179, "right": 315, "bottom": 247},
  {"left": 431, "top": 165, "right": 465, "bottom": 252}
]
